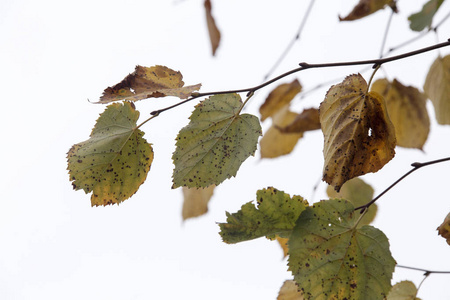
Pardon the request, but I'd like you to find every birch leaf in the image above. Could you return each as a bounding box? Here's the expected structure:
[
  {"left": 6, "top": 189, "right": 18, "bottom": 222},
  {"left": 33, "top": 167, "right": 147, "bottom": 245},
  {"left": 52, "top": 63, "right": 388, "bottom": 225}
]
[
  {"left": 424, "top": 55, "right": 450, "bottom": 124},
  {"left": 277, "top": 280, "right": 304, "bottom": 300},
  {"left": 97, "top": 65, "right": 201, "bottom": 103},
  {"left": 387, "top": 281, "right": 421, "bottom": 300},
  {"left": 339, "top": 0, "right": 397, "bottom": 21},
  {"left": 288, "top": 199, "right": 396, "bottom": 300},
  {"left": 260, "top": 79, "right": 302, "bottom": 121},
  {"left": 437, "top": 212, "right": 450, "bottom": 245},
  {"left": 67, "top": 102, "right": 153, "bottom": 206},
  {"left": 408, "top": 0, "right": 444, "bottom": 31},
  {"left": 371, "top": 78, "right": 430, "bottom": 149},
  {"left": 327, "top": 177, "right": 377, "bottom": 226},
  {"left": 319, "top": 74, "right": 396, "bottom": 191},
  {"left": 182, "top": 185, "right": 215, "bottom": 220},
  {"left": 219, "top": 187, "right": 308, "bottom": 243},
  {"left": 277, "top": 108, "right": 321, "bottom": 134},
  {"left": 260, "top": 105, "right": 304, "bottom": 158},
  {"left": 172, "top": 93, "right": 261, "bottom": 188},
  {"left": 204, "top": 0, "right": 221, "bottom": 56}
]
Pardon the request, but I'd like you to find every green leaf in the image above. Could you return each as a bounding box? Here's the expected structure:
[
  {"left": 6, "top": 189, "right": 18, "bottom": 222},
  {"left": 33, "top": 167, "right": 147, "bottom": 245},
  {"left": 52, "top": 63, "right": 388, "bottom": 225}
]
[
  {"left": 172, "top": 93, "right": 262, "bottom": 188},
  {"left": 288, "top": 199, "right": 396, "bottom": 300},
  {"left": 423, "top": 55, "right": 450, "bottom": 124},
  {"left": 387, "top": 281, "right": 420, "bottom": 300},
  {"left": 67, "top": 102, "right": 153, "bottom": 206},
  {"left": 219, "top": 187, "right": 308, "bottom": 243},
  {"left": 408, "top": 0, "right": 444, "bottom": 31},
  {"left": 326, "top": 177, "right": 377, "bottom": 226}
]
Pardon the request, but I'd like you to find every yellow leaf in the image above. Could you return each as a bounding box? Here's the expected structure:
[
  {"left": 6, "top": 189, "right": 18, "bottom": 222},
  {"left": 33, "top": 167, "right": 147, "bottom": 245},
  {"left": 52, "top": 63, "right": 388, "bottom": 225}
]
[
  {"left": 97, "top": 65, "right": 201, "bottom": 103},
  {"left": 387, "top": 280, "right": 421, "bottom": 300},
  {"left": 437, "top": 212, "right": 450, "bottom": 245},
  {"left": 319, "top": 74, "right": 396, "bottom": 191},
  {"left": 424, "top": 55, "right": 450, "bottom": 124},
  {"left": 182, "top": 185, "right": 215, "bottom": 220},
  {"left": 260, "top": 79, "right": 302, "bottom": 121},
  {"left": 204, "top": 0, "right": 221, "bottom": 56},
  {"left": 277, "top": 108, "right": 321, "bottom": 134},
  {"left": 260, "top": 105, "right": 303, "bottom": 158},
  {"left": 339, "top": 0, "right": 397, "bottom": 21},
  {"left": 371, "top": 78, "right": 430, "bottom": 149},
  {"left": 276, "top": 236, "right": 289, "bottom": 258},
  {"left": 277, "top": 280, "right": 304, "bottom": 300}
]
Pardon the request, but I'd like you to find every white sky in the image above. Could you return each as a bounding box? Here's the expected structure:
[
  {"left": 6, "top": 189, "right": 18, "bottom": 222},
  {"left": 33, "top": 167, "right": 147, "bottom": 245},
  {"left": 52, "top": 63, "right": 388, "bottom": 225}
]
[{"left": 1, "top": 0, "right": 450, "bottom": 299}]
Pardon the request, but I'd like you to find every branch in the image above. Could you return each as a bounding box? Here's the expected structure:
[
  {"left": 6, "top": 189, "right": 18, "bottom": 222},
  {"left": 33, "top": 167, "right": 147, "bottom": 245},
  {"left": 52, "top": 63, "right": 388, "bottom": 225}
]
[
  {"left": 396, "top": 264, "right": 450, "bottom": 275},
  {"left": 150, "top": 39, "right": 450, "bottom": 116},
  {"left": 355, "top": 157, "right": 450, "bottom": 213}
]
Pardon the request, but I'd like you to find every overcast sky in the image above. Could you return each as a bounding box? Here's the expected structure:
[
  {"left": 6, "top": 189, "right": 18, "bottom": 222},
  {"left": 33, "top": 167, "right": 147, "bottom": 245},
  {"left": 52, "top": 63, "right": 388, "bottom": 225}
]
[{"left": 1, "top": 0, "right": 450, "bottom": 299}]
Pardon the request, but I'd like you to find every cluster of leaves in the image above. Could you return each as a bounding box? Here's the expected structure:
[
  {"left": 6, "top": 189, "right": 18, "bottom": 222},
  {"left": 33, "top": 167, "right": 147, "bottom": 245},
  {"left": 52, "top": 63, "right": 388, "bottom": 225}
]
[{"left": 67, "top": 0, "right": 450, "bottom": 299}]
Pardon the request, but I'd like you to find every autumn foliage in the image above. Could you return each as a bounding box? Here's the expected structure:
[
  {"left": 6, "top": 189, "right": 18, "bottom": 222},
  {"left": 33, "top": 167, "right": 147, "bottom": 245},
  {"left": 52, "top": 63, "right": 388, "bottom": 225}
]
[{"left": 67, "top": 1, "right": 450, "bottom": 299}]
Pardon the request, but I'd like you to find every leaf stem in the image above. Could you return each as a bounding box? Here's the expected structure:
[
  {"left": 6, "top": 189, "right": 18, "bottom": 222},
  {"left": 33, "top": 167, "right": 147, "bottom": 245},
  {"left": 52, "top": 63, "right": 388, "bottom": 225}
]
[
  {"left": 355, "top": 157, "right": 450, "bottom": 213},
  {"left": 150, "top": 39, "right": 450, "bottom": 116},
  {"left": 135, "top": 113, "right": 159, "bottom": 130}
]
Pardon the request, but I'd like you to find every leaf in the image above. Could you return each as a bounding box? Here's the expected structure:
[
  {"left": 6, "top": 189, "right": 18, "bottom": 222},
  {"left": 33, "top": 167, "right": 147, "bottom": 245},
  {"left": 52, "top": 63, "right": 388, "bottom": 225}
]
[
  {"left": 319, "top": 74, "right": 396, "bottom": 191},
  {"left": 387, "top": 281, "right": 421, "bottom": 300},
  {"left": 260, "top": 79, "right": 302, "bottom": 122},
  {"left": 437, "top": 212, "right": 450, "bottom": 245},
  {"left": 339, "top": 0, "right": 397, "bottom": 21},
  {"left": 260, "top": 105, "right": 304, "bottom": 158},
  {"left": 423, "top": 55, "right": 450, "bottom": 124},
  {"left": 182, "top": 185, "right": 215, "bottom": 220},
  {"left": 276, "top": 236, "right": 290, "bottom": 258},
  {"left": 371, "top": 78, "right": 430, "bottom": 149},
  {"left": 97, "top": 65, "right": 202, "bottom": 103},
  {"left": 219, "top": 187, "right": 309, "bottom": 243},
  {"left": 408, "top": 0, "right": 444, "bottom": 31},
  {"left": 277, "top": 280, "right": 304, "bottom": 300},
  {"left": 204, "top": 0, "right": 221, "bottom": 56},
  {"left": 326, "top": 177, "right": 377, "bottom": 226},
  {"left": 277, "top": 108, "right": 321, "bottom": 134},
  {"left": 67, "top": 102, "right": 153, "bottom": 206},
  {"left": 288, "top": 199, "right": 396, "bottom": 300},
  {"left": 172, "top": 93, "right": 261, "bottom": 188}
]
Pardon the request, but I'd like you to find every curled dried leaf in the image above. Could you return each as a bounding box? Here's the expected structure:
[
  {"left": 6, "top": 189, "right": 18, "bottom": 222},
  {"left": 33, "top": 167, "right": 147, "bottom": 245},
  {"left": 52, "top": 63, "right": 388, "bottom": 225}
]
[
  {"left": 339, "top": 0, "right": 397, "bottom": 21},
  {"left": 277, "top": 108, "right": 321, "bottom": 134},
  {"left": 260, "top": 79, "right": 302, "bottom": 121},
  {"left": 204, "top": 0, "right": 221, "bottom": 56}
]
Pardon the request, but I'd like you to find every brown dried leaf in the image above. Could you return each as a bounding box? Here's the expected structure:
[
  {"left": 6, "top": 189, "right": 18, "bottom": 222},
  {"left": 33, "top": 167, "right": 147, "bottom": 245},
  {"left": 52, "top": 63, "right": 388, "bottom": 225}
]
[
  {"left": 260, "top": 79, "right": 302, "bottom": 121},
  {"left": 437, "top": 213, "right": 450, "bottom": 245},
  {"left": 97, "top": 65, "right": 201, "bottom": 103},
  {"left": 339, "top": 0, "right": 397, "bottom": 21},
  {"left": 277, "top": 108, "right": 321, "bottom": 134},
  {"left": 182, "top": 185, "right": 215, "bottom": 220},
  {"left": 371, "top": 78, "right": 430, "bottom": 149},
  {"left": 424, "top": 55, "right": 450, "bottom": 124},
  {"left": 260, "top": 105, "right": 303, "bottom": 158},
  {"left": 277, "top": 280, "right": 304, "bottom": 300},
  {"left": 204, "top": 0, "right": 221, "bottom": 56},
  {"left": 319, "top": 74, "right": 396, "bottom": 191}
]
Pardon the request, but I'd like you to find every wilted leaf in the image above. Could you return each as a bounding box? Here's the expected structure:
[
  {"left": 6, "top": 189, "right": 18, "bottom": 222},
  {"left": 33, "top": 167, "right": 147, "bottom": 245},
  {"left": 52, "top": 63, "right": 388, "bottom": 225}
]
[
  {"left": 204, "top": 0, "right": 221, "bottom": 56},
  {"left": 320, "top": 74, "right": 396, "bottom": 191},
  {"left": 97, "top": 65, "right": 201, "bottom": 103},
  {"left": 277, "top": 280, "right": 304, "bottom": 300},
  {"left": 182, "top": 185, "right": 215, "bottom": 220},
  {"left": 326, "top": 177, "right": 377, "bottom": 226},
  {"left": 288, "top": 199, "right": 396, "bottom": 300},
  {"left": 387, "top": 281, "right": 421, "bottom": 300},
  {"left": 219, "top": 187, "right": 308, "bottom": 243},
  {"left": 276, "top": 236, "right": 289, "bottom": 258},
  {"left": 260, "top": 79, "right": 302, "bottom": 121},
  {"left": 339, "top": 0, "right": 397, "bottom": 21},
  {"left": 67, "top": 102, "right": 153, "bottom": 206},
  {"left": 172, "top": 93, "right": 261, "bottom": 188},
  {"left": 424, "top": 55, "right": 450, "bottom": 124},
  {"left": 277, "top": 108, "right": 321, "bottom": 134},
  {"left": 437, "top": 212, "right": 450, "bottom": 245},
  {"left": 260, "top": 105, "right": 304, "bottom": 158},
  {"left": 371, "top": 78, "right": 430, "bottom": 149},
  {"left": 408, "top": 0, "right": 444, "bottom": 31}
]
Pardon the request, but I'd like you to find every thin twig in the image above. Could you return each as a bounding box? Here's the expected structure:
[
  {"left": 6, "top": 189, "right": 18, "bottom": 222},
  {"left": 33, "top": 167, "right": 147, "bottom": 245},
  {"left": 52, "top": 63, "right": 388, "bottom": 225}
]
[
  {"left": 355, "top": 157, "right": 450, "bottom": 213},
  {"left": 379, "top": 9, "right": 395, "bottom": 58},
  {"left": 396, "top": 264, "right": 450, "bottom": 275}
]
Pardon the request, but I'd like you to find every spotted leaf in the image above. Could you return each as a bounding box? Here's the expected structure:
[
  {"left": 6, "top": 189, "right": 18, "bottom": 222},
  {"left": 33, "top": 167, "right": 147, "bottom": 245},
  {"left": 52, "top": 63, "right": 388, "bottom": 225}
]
[
  {"left": 219, "top": 187, "right": 308, "bottom": 243},
  {"left": 67, "top": 102, "right": 153, "bottom": 206},
  {"left": 319, "top": 74, "right": 396, "bottom": 191},
  {"left": 288, "top": 199, "right": 396, "bottom": 300},
  {"left": 277, "top": 280, "right": 304, "bottom": 300},
  {"left": 172, "top": 93, "right": 261, "bottom": 188}
]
